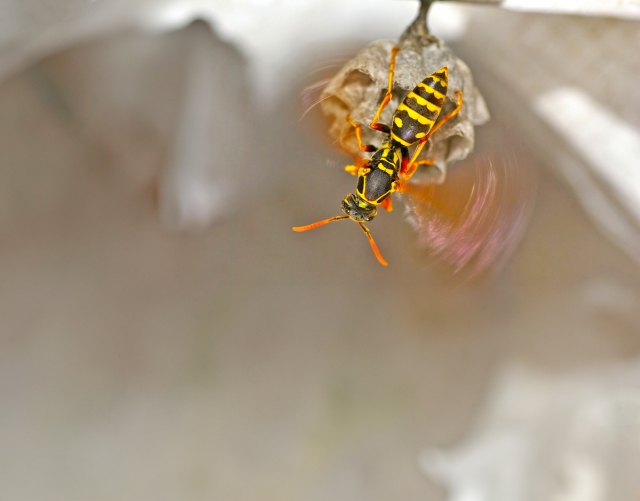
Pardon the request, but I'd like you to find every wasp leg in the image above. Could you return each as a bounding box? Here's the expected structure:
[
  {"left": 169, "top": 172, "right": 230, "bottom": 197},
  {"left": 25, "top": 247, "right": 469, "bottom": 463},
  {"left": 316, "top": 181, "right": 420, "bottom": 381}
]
[
  {"left": 399, "top": 146, "right": 410, "bottom": 175},
  {"left": 403, "top": 138, "right": 427, "bottom": 179},
  {"left": 429, "top": 90, "right": 463, "bottom": 137},
  {"left": 400, "top": 146, "right": 409, "bottom": 173},
  {"left": 369, "top": 46, "right": 399, "bottom": 135},
  {"left": 345, "top": 156, "right": 370, "bottom": 176},
  {"left": 403, "top": 158, "right": 434, "bottom": 180},
  {"left": 346, "top": 115, "right": 377, "bottom": 153},
  {"left": 380, "top": 196, "right": 393, "bottom": 212},
  {"left": 413, "top": 159, "right": 434, "bottom": 167},
  {"left": 402, "top": 90, "right": 463, "bottom": 181}
]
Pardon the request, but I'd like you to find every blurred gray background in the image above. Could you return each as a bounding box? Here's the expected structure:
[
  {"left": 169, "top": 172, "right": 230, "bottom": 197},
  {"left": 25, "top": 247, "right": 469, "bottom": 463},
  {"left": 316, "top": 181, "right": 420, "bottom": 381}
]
[{"left": 0, "top": 2, "right": 639, "bottom": 500}]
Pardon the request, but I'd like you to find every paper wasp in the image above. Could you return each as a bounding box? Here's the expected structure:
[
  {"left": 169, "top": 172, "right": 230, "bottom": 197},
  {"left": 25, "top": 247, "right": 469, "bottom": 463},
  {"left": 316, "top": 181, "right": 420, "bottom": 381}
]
[{"left": 293, "top": 46, "right": 463, "bottom": 266}]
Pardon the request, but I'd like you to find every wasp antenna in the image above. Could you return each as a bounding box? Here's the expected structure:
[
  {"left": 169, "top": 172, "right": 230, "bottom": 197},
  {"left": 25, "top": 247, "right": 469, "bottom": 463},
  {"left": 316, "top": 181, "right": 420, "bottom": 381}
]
[
  {"left": 357, "top": 222, "right": 388, "bottom": 266},
  {"left": 292, "top": 215, "right": 349, "bottom": 232}
]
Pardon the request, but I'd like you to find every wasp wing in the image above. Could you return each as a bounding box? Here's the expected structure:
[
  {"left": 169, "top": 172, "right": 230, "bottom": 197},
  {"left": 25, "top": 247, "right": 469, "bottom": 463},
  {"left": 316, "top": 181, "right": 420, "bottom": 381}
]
[
  {"left": 300, "top": 77, "right": 334, "bottom": 121},
  {"left": 401, "top": 150, "right": 537, "bottom": 279},
  {"left": 299, "top": 56, "right": 352, "bottom": 120}
]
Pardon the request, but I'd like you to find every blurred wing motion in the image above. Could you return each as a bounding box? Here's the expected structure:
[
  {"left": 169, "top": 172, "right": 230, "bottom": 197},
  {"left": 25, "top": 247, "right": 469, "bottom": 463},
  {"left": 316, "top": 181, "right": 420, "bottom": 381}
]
[
  {"left": 299, "top": 56, "right": 349, "bottom": 120},
  {"left": 402, "top": 151, "right": 537, "bottom": 279},
  {"left": 300, "top": 77, "right": 333, "bottom": 120}
]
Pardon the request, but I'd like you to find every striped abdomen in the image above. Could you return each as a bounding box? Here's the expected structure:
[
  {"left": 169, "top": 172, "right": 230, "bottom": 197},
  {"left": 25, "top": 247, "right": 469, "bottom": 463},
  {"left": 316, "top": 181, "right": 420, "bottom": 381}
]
[{"left": 390, "top": 66, "right": 448, "bottom": 147}]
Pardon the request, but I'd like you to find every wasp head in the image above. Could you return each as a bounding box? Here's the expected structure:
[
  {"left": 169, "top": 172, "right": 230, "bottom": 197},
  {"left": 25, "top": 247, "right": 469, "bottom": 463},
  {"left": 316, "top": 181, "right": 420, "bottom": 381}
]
[
  {"left": 341, "top": 193, "right": 377, "bottom": 222},
  {"left": 292, "top": 194, "right": 386, "bottom": 266}
]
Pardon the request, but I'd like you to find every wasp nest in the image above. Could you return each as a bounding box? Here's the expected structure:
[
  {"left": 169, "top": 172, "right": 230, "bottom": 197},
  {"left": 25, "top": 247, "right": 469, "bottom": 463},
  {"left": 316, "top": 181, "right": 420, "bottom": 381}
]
[{"left": 321, "top": 6, "right": 490, "bottom": 183}]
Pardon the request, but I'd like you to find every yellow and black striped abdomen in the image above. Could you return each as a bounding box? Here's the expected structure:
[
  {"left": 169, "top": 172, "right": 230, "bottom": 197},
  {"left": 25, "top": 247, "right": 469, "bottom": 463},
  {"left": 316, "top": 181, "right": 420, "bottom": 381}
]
[{"left": 390, "top": 67, "right": 448, "bottom": 147}]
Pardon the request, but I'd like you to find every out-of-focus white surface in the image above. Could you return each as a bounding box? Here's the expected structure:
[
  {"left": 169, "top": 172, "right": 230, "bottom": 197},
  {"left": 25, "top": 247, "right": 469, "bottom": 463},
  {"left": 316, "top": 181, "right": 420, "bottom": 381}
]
[
  {"left": 0, "top": 3, "right": 640, "bottom": 501},
  {"left": 535, "top": 88, "right": 640, "bottom": 220},
  {"left": 1, "top": 32, "right": 640, "bottom": 496},
  {"left": 1, "top": 26, "right": 639, "bottom": 498},
  {"left": 143, "top": 0, "right": 473, "bottom": 101},
  {"left": 159, "top": 22, "right": 255, "bottom": 231},
  {"left": 533, "top": 87, "right": 640, "bottom": 264},
  {"left": 503, "top": 0, "right": 640, "bottom": 18},
  {"left": 421, "top": 359, "right": 640, "bottom": 501},
  {"left": 0, "top": 0, "right": 468, "bottom": 102},
  {"left": 145, "top": 0, "right": 414, "bottom": 99}
]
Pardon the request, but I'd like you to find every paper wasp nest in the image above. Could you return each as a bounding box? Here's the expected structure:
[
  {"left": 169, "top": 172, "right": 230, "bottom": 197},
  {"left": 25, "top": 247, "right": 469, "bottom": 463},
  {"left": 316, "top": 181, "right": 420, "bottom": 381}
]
[{"left": 321, "top": 17, "right": 490, "bottom": 183}]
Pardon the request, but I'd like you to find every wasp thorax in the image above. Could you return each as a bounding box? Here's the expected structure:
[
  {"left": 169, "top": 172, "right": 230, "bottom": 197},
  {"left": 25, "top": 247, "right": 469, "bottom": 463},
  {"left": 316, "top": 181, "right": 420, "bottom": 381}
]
[{"left": 341, "top": 193, "right": 377, "bottom": 222}]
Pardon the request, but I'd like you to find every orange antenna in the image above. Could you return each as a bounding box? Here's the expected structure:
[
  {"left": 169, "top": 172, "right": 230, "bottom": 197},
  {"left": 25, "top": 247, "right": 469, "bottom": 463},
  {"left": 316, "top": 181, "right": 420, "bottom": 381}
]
[
  {"left": 357, "top": 222, "right": 388, "bottom": 266},
  {"left": 292, "top": 215, "right": 349, "bottom": 232},
  {"left": 292, "top": 216, "right": 388, "bottom": 266}
]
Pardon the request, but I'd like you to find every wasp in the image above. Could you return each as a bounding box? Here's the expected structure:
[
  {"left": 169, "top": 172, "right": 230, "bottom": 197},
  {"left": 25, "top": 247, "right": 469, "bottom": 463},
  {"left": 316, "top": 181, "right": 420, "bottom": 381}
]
[{"left": 293, "top": 46, "right": 463, "bottom": 266}]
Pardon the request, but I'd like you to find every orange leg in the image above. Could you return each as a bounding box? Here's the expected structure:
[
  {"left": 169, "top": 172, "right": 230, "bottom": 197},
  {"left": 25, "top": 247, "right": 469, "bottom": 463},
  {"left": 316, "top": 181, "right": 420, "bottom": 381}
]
[
  {"left": 380, "top": 196, "right": 393, "bottom": 212},
  {"left": 402, "top": 90, "right": 463, "bottom": 181},
  {"left": 346, "top": 115, "right": 376, "bottom": 153},
  {"left": 369, "top": 46, "right": 399, "bottom": 134},
  {"left": 344, "top": 47, "right": 399, "bottom": 154},
  {"left": 344, "top": 164, "right": 358, "bottom": 175},
  {"left": 358, "top": 222, "right": 388, "bottom": 266},
  {"left": 344, "top": 156, "right": 370, "bottom": 176},
  {"left": 403, "top": 157, "right": 434, "bottom": 181},
  {"left": 428, "top": 90, "right": 463, "bottom": 138},
  {"left": 402, "top": 138, "right": 428, "bottom": 180}
]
